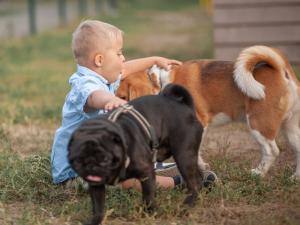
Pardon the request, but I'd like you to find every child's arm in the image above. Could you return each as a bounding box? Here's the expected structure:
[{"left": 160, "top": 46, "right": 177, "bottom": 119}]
[
  {"left": 84, "top": 90, "right": 127, "bottom": 112},
  {"left": 122, "top": 56, "right": 182, "bottom": 79}
]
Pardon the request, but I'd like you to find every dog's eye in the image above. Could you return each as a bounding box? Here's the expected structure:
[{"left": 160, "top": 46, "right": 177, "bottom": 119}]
[{"left": 99, "top": 156, "right": 111, "bottom": 167}]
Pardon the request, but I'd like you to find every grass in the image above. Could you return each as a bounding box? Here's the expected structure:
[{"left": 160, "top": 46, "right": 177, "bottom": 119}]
[
  {"left": 0, "top": 149, "right": 299, "bottom": 225},
  {"left": 0, "top": 0, "right": 299, "bottom": 224}
]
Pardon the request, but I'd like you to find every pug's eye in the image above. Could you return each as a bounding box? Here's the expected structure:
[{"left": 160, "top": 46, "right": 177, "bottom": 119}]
[
  {"left": 103, "top": 156, "right": 110, "bottom": 162},
  {"left": 99, "top": 159, "right": 110, "bottom": 167}
]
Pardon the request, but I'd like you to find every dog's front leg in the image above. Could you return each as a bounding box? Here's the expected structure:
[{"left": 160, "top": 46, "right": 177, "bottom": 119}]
[
  {"left": 175, "top": 153, "right": 202, "bottom": 207},
  {"left": 182, "top": 168, "right": 202, "bottom": 207},
  {"left": 140, "top": 171, "right": 156, "bottom": 211},
  {"left": 86, "top": 184, "right": 105, "bottom": 225}
]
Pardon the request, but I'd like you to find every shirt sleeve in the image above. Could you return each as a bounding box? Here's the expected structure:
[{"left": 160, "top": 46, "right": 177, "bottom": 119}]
[{"left": 68, "top": 77, "right": 105, "bottom": 112}]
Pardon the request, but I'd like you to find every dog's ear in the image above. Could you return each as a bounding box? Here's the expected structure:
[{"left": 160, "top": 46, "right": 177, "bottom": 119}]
[
  {"left": 129, "top": 86, "right": 137, "bottom": 100},
  {"left": 148, "top": 72, "right": 161, "bottom": 90},
  {"left": 112, "top": 130, "right": 127, "bottom": 150}
]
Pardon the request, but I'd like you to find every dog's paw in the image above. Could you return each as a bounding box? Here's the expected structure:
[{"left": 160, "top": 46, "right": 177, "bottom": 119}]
[
  {"left": 85, "top": 214, "right": 103, "bottom": 225},
  {"left": 143, "top": 202, "right": 157, "bottom": 213},
  {"left": 290, "top": 173, "right": 300, "bottom": 181},
  {"left": 84, "top": 221, "right": 102, "bottom": 225},
  {"left": 251, "top": 168, "right": 265, "bottom": 177},
  {"left": 183, "top": 194, "right": 197, "bottom": 207}
]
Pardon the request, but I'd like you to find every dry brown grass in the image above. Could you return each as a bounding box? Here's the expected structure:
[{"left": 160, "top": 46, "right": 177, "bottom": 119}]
[{"left": 0, "top": 123, "right": 55, "bottom": 159}]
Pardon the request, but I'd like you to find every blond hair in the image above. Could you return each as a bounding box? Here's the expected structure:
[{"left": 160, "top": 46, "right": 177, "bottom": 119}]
[{"left": 72, "top": 20, "right": 123, "bottom": 64}]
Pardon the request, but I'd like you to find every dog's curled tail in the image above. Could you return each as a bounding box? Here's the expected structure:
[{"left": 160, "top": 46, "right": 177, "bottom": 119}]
[
  {"left": 234, "top": 45, "right": 286, "bottom": 100},
  {"left": 160, "top": 84, "right": 194, "bottom": 108}
]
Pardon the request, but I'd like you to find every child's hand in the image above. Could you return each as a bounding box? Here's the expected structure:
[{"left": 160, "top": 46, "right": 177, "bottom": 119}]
[
  {"left": 155, "top": 57, "right": 182, "bottom": 70},
  {"left": 104, "top": 97, "right": 127, "bottom": 111}
]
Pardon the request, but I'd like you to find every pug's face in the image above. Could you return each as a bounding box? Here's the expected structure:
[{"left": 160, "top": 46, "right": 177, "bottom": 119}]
[{"left": 68, "top": 120, "right": 126, "bottom": 185}]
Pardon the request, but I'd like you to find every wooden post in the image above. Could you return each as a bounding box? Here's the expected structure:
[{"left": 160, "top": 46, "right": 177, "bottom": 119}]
[
  {"left": 107, "top": 0, "right": 118, "bottom": 15},
  {"left": 78, "top": 0, "right": 87, "bottom": 17},
  {"left": 58, "top": 0, "right": 67, "bottom": 26},
  {"left": 213, "top": 0, "right": 300, "bottom": 65},
  {"left": 109, "top": 0, "right": 118, "bottom": 10},
  {"left": 28, "top": 0, "right": 37, "bottom": 34},
  {"left": 95, "top": 0, "right": 102, "bottom": 13}
]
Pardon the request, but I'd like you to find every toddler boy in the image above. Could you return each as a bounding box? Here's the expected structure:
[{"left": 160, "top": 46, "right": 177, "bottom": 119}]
[{"left": 51, "top": 20, "right": 184, "bottom": 188}]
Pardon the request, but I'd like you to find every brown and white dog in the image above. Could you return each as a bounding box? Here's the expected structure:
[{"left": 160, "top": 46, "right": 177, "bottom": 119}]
[{"left": 116, "top": 46, "right": 300, "bottom": 180}]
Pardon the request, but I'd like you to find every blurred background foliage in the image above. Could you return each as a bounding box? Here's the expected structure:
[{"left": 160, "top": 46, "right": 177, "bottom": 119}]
[{"left": 1, "top": 0, "right": 299, "bottom": 125}]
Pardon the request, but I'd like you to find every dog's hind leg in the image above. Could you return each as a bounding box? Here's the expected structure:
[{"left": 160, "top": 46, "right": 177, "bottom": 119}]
[
  {"left": 197, "top": 127, "right": 210, "bottom": 170},
  {"left": 246, "top": 89, "right": 286, "bottom": 177},
  {"left": 250, "top": 129, "right": 280, "bottom": 176},
  {"left": 174, "top": 145, "right": 202, "bottom": 206},
  {"left": 282, "top": 113, "right": 300, "bottom": 180}
]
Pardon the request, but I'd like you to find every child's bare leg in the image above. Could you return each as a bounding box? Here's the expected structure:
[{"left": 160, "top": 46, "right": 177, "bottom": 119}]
[
  {"left": 119, "top": 178, "right": 142, "bottom": 191},
  {"left": 119, "top": 176, "right": 175, "bottom": 191}
]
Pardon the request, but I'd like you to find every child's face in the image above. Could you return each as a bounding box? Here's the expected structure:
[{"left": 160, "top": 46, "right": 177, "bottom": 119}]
[{"left": 100, "top": 36, "right": 125, "bottom": 83}]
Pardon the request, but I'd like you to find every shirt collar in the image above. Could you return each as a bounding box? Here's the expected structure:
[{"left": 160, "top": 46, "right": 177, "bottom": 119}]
[{"left": 76, "top": 64, "right": 109, "bottom": 84}]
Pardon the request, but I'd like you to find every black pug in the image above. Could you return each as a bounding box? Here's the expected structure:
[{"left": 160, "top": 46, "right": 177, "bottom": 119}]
[{"left": 68, "top": 84, "right": 204, "bottom": 225}]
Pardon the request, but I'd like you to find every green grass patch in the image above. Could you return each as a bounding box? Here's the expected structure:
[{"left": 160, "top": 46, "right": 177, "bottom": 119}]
[{"left": 0, "top": 150, "right": 299, "bottom": 224}]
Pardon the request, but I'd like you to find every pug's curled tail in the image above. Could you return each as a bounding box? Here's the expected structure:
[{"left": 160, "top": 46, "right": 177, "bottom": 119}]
[{"left": 160, "top": 84, "right": 194, "bottom": 109}]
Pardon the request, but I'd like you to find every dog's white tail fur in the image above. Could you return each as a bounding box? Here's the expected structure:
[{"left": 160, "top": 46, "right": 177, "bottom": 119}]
[{"left": 234, "top": 45, "right": 285, "bottom": 100}]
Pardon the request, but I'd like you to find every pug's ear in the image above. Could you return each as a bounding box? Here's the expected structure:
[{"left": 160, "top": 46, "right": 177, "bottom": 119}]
[{"left": 112, "top": 132, "right": 127, "bottom": 149}]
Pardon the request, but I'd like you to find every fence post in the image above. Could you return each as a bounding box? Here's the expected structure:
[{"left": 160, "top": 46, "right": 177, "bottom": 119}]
[
  {"left": 58, "top": 0, "right": 67, "bottom": 26},
  {"left": 28, "top": 0, "right": 37, "bottom": 34},
  {"left": 95, "top": 0, "right": 102, "bottom": 14},
  {"left": 78, "top": 0, "right": 87, "bottom": 17},
  {"left": 109, "top": 0, "right": 118, "bottom": 10},
  {"left": 106, "top": 0, "right": 118, "bottom": 15}
]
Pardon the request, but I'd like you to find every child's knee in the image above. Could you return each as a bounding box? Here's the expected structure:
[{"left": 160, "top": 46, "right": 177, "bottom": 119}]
[{"left": 120, "top": 178, "right": 141, "bottom": 190}]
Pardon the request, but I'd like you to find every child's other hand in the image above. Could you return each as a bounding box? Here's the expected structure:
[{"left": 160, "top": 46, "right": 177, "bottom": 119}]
[
  {"left": 105, "top": 97, "right": 127, "bottom": 111},
  {"left": 155, "top": 57, "right": 182, "bottom": 70}
]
